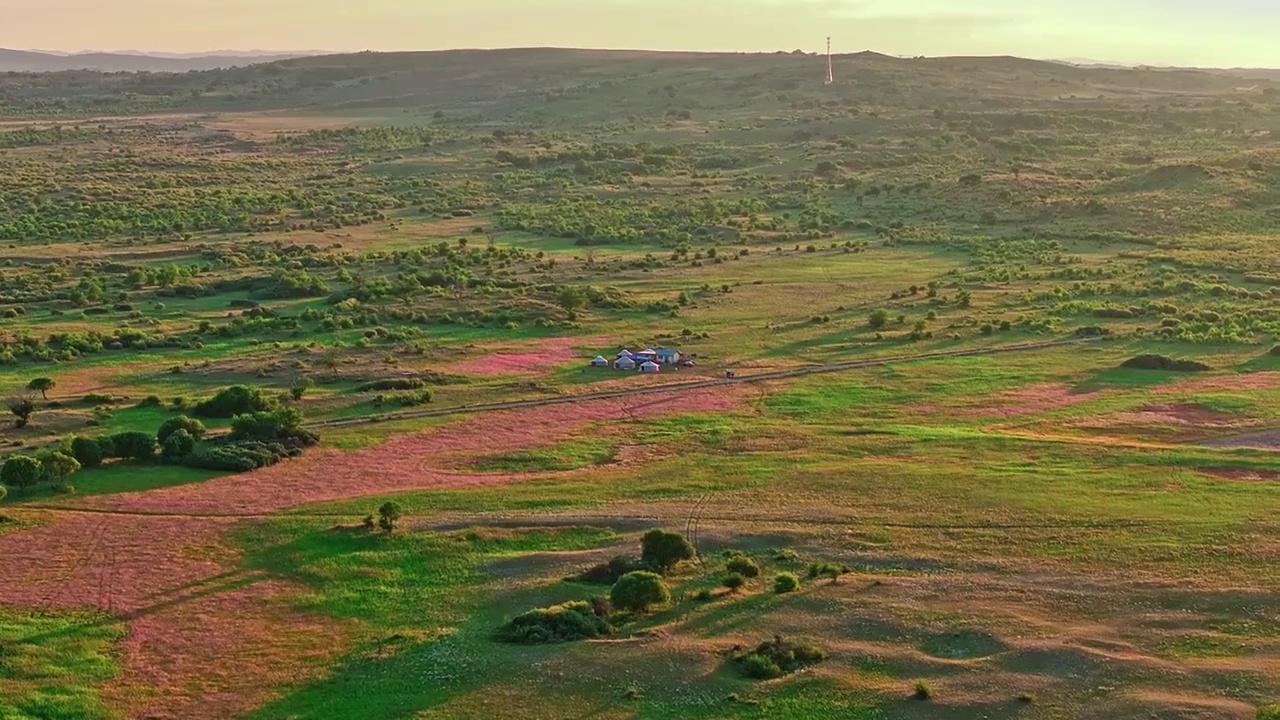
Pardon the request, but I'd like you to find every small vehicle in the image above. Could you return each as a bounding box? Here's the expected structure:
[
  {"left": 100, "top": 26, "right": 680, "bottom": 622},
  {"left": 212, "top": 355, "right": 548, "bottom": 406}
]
[
  {"left": 682, "top": 360, "right": 696, "bottom": 368},
  {"left": 724, "top": 369, "right": 736, "bottom": 379}
]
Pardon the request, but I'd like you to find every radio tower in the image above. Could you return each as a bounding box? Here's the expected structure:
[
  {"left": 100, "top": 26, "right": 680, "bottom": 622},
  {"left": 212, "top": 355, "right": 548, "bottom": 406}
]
[{"left": 824, "top": 36, "right": 834, "bottom": 85}]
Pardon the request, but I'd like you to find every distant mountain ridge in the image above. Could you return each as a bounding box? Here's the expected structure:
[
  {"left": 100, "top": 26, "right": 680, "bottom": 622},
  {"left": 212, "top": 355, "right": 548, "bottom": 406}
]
[{"left": 0, "top": 48, "right": 316, "bottom": 72}]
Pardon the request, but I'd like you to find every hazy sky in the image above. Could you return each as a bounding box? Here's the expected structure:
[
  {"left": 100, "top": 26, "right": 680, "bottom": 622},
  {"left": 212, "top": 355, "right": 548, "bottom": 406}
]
[{"left": 5, "top": 0, "right": 1279, "bottom": 67}]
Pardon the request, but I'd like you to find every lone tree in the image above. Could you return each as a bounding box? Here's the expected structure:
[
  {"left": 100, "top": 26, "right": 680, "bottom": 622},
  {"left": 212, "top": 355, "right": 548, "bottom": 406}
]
[
  {"left": 290, "top": 377, "right": 314, "bottom": 401},
  {"left": 7, "top": 394, "right": 36, "bottom": 429},
  {"left": 1, "top": 455, "right": 42, "bottom": 493},
  {"left": 640, "top": 529, "right": 696, "bottom": 574},
  {"left": 868, "top": 309, "right": 890, "bottom": 329},
  {"left": 610, "top": 571, "right": 670, "bottom": 612},
  {"left": 26, "top": 378, "right": 55, "bottom": 400},
  {"left": 377, "top": 502, "right": 402, "bottom": 533}
]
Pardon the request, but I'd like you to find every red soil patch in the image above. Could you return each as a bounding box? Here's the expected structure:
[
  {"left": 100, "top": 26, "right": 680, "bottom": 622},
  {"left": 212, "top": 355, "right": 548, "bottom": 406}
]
[
  {"left": 448, "top": 335, "right": 610, "bottom": 376},
  {"left": 0, "top": 513, "right": 343, "bottom": 719},
  {"left": 1155, "top": 371, "right": 1280, "bottom": 394},
  {"left": 967, "top": 382, "right": 1099, "bottom": 418},
  {"left": 80, "top": 385, "right": 746, "bottom": 515},
  {"left": 1085, "top": 403, "right": 1250, "bottom": 429},
  {"left": 1197, "top": 467, "right": 1280, "bottom": 482}
]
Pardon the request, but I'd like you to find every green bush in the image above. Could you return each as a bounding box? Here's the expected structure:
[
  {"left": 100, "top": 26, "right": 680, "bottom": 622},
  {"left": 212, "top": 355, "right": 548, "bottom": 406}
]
[
  {"left": 157, "top": 415, "right": 206, "bottom": 444},
  {"left": 1120, "top": 354, "right": 1211, "bottom": 372},
  {"left": 722, "top": 573, "right": 746, "bottom": 592},
  {"left": 497, "top": 601, "right": 611, "bottom": 644},
  {"left": 576, "top": 555, "right": 652, "bottom": 584},
  {"left": 38, "top": 452, "right": 80, "bottom": 485},
  {"left": 194, "top": 385, "right": 276, "bottom": 418},
  {"left": 228, "top": 406, "right": 306, "bottom": 443},
  {"left": 610, "top": 571, "right": 670, "bottom": 612},
  {"left": 773, "top": 572, "right": 800, "bottom": 593},
  {"left": 640, "top": 529, "right": 695, "bottom": 574},
  {"left": 733, "top": 636, "right": 826, "bottom": 679},
  {"left": 868, "top": 308, "right": 890, "bottom": 329},
  {"left": 109, "top": 431, "right": 156, "bottom": 461},
  {"left": 69, "top": 436, "right": 104, "bottom": 468},
  {"left": 1258, "top": 704, "right": 1280, "bottom": 720},
  {"left": 807, "top": 562, "right": 843, "bottom": 582},
  {"left": 0, "top": 484, "right": 6, "bottom": 501},
  {"left": 914, "top": 682, "right": 933, "bottom": 700},
  {"left": 161, "top": 429, "right": 197, "bottom": 462},
  {"left": 726, "top": 555, "right": 760, "bottom": 578},
  {"left": 1, "top": 455, "right": 42, "bottom": 492},
  {"left": 184, "top": 441, "right": 301, "bottom": 471}
]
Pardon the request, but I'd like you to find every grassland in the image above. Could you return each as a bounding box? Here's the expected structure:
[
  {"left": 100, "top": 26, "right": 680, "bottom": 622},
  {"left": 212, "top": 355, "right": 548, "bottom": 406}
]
[{"left": 1, "top": 48, "right": 1280, "bottom": 719}]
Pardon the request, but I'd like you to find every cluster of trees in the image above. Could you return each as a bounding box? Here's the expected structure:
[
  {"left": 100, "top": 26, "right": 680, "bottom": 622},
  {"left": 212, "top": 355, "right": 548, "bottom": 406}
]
[{"left": 1, "top": 385, "right": 321, "bottom": 496}]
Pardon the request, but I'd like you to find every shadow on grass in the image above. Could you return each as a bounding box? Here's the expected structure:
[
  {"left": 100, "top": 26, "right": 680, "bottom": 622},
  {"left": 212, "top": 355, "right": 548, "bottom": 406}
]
[{"left": 1072, "top": 367, "right": 1180, "bottom": 393}]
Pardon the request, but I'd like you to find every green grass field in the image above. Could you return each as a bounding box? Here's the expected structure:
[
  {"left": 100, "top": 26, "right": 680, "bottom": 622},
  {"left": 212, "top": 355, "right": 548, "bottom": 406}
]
[{"left": 1, "top": 47, "right": 1280, "bottom": 720}]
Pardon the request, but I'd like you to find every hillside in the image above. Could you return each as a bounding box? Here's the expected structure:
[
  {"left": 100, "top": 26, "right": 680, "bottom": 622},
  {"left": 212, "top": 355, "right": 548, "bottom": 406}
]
[
  {"left": 0, "top": 48, "right": 305, "bottom": 73},
  {"left": 1, "top": 47, "right": 1277, "bottom": 121}
]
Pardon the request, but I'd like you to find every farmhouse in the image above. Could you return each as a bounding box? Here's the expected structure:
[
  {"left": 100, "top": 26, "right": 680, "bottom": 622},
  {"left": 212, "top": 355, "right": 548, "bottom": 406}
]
[{"left": 600, "top": 347, "right": 682, "bottom": 372}]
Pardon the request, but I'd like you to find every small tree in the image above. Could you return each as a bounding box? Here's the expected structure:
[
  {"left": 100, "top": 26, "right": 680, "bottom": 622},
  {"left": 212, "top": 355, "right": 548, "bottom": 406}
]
[
  {"left": 157, "top": 415, "right": 206, "bottom": 444},
  {"left": 555, "top": 285, "right": 588, "bottom": 313},
  {"left": 640, "top": 529, "right": 696, "bottom": 574},
  {"left": 868, "top": 309, "right": 890, "bottom": 329},
  {"left": 1, "top": 455, "right": 42, "bottom": 493},
  {"left": 773, "top": 572, "right": 800, "bottom": 594},
  {"left": 377, "top": 501, "right": 402, "bottom": 533},
  {"left": 26, "top": 378, "right": 55, "bottom": 400},
  {"left": 610, "top": 571, "right": 670, "bottom": 613},
  {"left": 39, "top": 452, "right": 80, "bottom": 486},
  {"left": 161, "top": 429, "right": 196, "bottom": 462},
  {"left": 722, "top": 573, "right": 746, "bottom": 592},
  {"left": 7, "top": 394, "right": 36, "bottom": 429},
  {"left": 69, "top": 437, "right": 104, "bottom": 468},
  {"left": 290, "top": 376, "right": 314, "bottom": 401}
]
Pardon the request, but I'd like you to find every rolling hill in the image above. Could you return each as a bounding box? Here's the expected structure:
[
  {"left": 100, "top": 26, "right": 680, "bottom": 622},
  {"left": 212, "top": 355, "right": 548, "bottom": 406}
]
[{"left": 0, "top": 48, "right": 308, "bottom": 72}]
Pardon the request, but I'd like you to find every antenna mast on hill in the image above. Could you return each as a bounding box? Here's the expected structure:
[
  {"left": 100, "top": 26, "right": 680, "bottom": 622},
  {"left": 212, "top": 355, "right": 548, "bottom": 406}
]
[{"left": 825, "top": 36, "right": 834, "bottom": 85}]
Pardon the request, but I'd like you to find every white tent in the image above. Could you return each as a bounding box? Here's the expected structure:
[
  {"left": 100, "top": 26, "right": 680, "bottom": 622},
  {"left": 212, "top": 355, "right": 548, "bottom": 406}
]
[
  {"left": 590, "top": 356, "right": 609, "bottom": 367},
  {"left": 614, "top": 356, "right": 637, "bottom": 370},
  {"left": 640, "top": 361, "right": 661, "bottom": 373}
]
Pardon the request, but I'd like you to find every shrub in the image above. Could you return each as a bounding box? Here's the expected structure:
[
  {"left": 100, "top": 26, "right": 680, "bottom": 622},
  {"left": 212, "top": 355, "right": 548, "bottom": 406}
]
[
  {"left": 109, "top": 431, "right": 156, "bottom": 461},
  {"left": 161, "top": 429, "right": 196, "bottom": 462},
  {"left": 1256, "top": 705, "right": 1280, "bottom": 720},
  {"left": 290, "top": 376, "right": 314, "bottom": 401},
  {"left": 69, "top": 436, "right": 104, "bottom": 468},
  {"left": 0, "top": 484, "right": 6, "bottom": 501},
  {"left": 1120, "top": 354, "right": 1211, "bottom": 372},
  {"left": 1, "top": 455, "right": 42, "bottom": 492},
  {"left": 868, "top": 308, "right": 890, "bottom": 329},
  {"left": 807, "top": 562, "right": 843, "bottom": 583},
  {"left": 7, "top": 394, "right": 36, "bottom": 428},
  {"left": 722, "top": 573, "right": 746, "bottom": 592},
  {"left": 227, "top": 407, "right": 314, "bottom": 445},
  {"left": 136, "top": 395, "right": 163, "bottom": 408},
  {"left": 914, "top": 682, "right": 933, "bottom": 700},
  {"left": 576, "top": 555, "right": 651, "bottom": 584},
  {"left": 733, "top": 636, "right": 826, "bottom": 679},
  {"left": 377, "top": 501, "right": 402, "bottom": 532},
  {"left": 773, "top": 572, "right": 800, "bottom": 593},
  {"left": 610, "top": 571, "right": 670, "bottom": 612},
  {"left": 640, "top": 529, "right": 696, "bottom": 574},
  {"left": 726, "top": 555, "right": 761, "bottom": 578},
  {"left": 194, "top": 385, "right": 276, "bottom": 418},
  {"left": 356, "top": 378, "right": 426, "bottom": 392},
  {"left": 497, "top": 601, "right": 612, "bottom": 644},
  {"left": 157, "top": 415, "right": 206, "bottom": 444},
  {"left": 39, "top": 452, "right": 80, "bottom": 485},
  {"left": 184, "top": 441, "right": 301, "bottom": 471}
]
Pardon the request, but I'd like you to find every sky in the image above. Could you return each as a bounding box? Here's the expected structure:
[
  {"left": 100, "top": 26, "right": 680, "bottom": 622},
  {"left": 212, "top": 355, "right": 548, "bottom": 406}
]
[{"left": 4, "top": 0, "right": 1279, "bottom": 67}]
